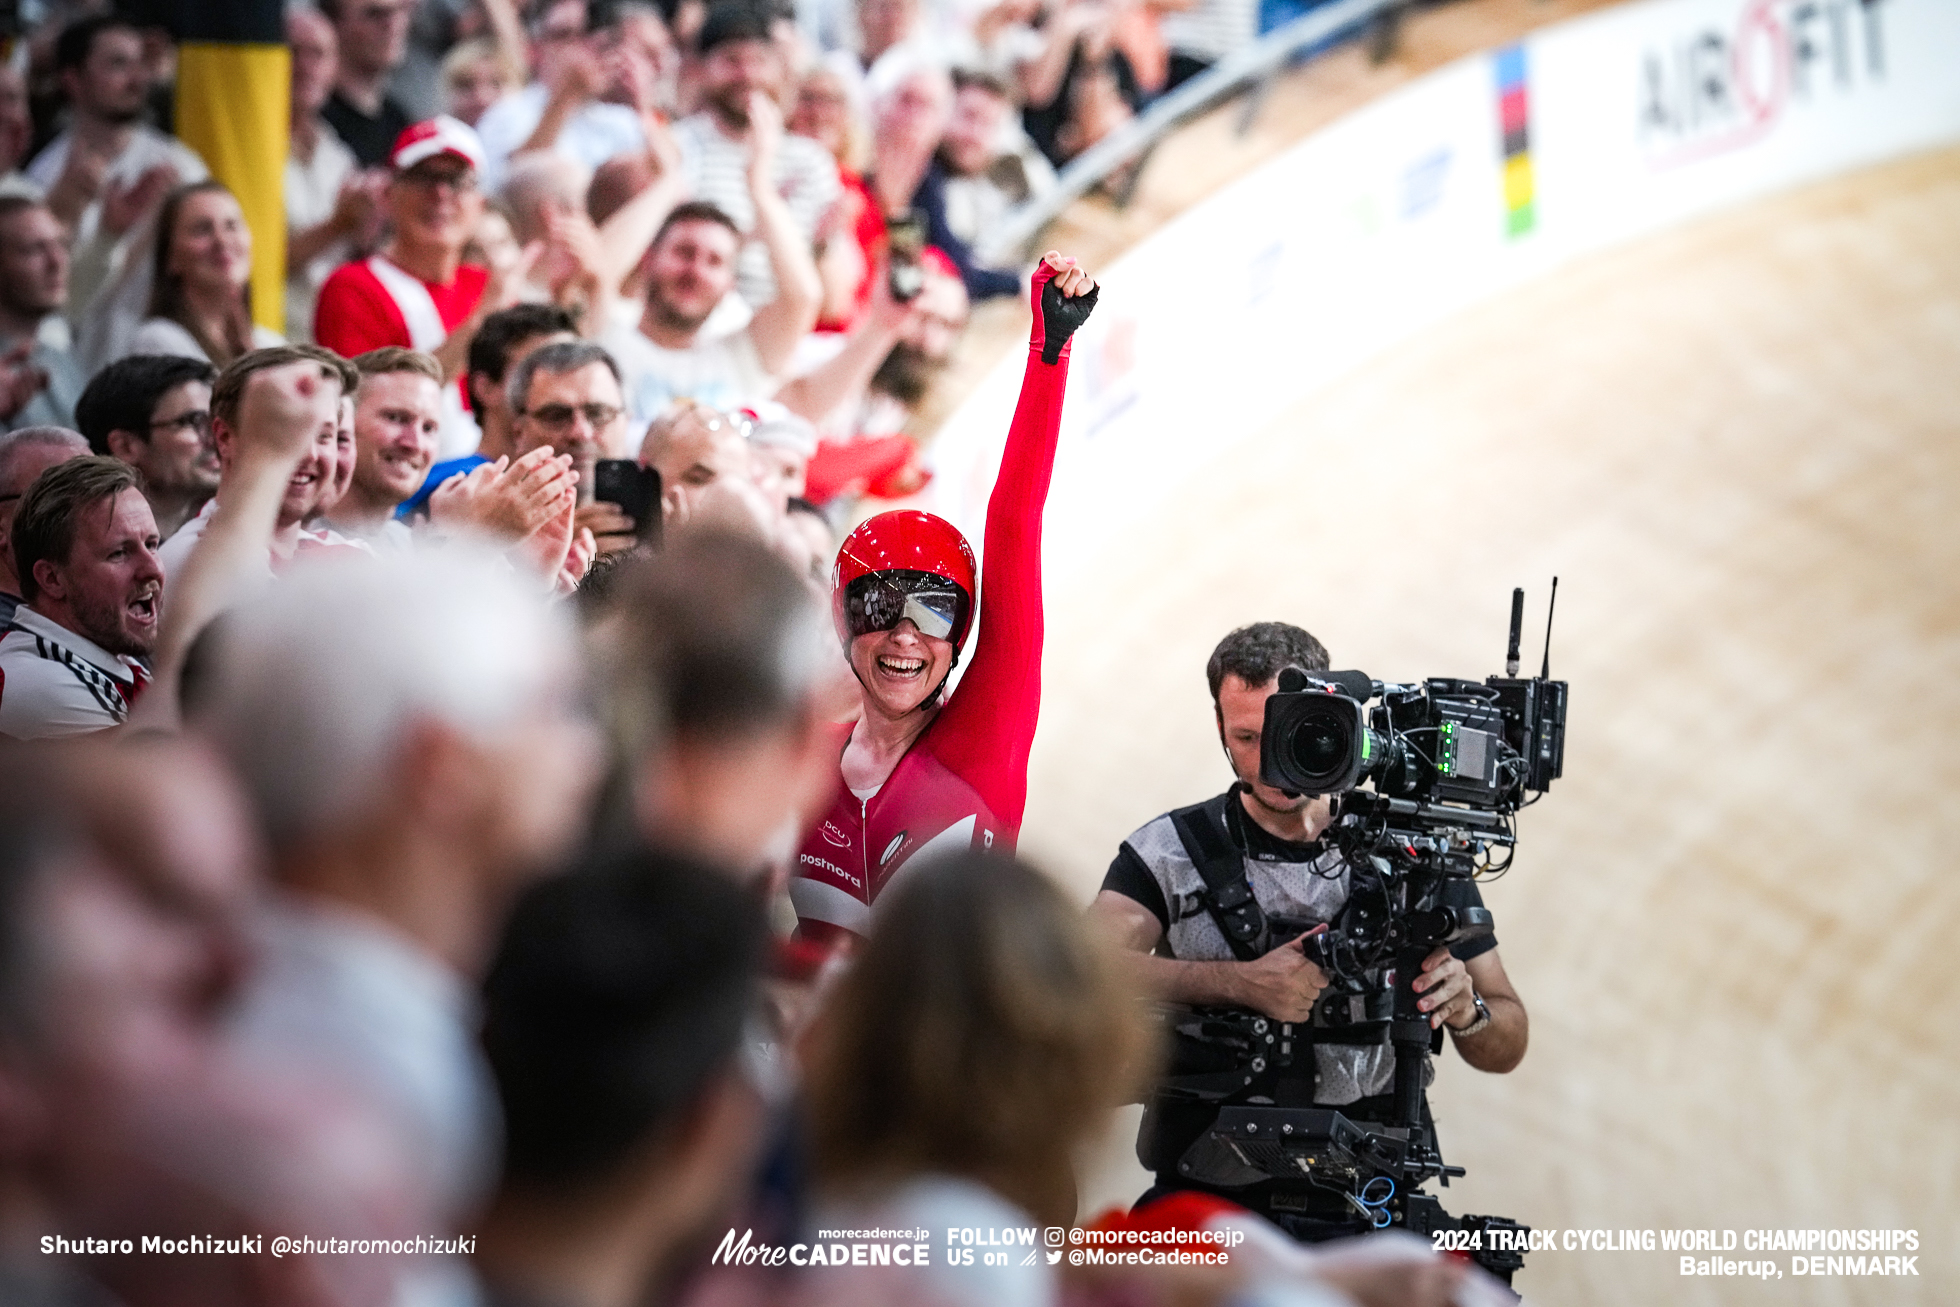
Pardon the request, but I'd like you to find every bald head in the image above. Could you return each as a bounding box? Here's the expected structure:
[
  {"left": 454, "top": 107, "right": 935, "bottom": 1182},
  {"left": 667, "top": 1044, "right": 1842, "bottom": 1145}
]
[
  {"left": 502, "top": 152, "right": 592, "bottom": 246},
  {"left": 638, "top": 404, "right": 753, "bottom": 528},
  {"left": 0, "top": 426, "right": 89, "bottom": 596}
]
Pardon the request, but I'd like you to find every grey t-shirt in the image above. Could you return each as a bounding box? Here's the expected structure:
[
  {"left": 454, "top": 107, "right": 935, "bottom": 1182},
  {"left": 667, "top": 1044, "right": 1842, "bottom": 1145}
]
[{"left": 1105, "top": 790, "right": 1496, "bottom": 1105}]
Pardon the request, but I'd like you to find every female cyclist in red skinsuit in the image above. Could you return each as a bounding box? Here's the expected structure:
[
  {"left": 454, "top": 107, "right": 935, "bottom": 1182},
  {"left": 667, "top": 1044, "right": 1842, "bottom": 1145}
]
[{"left": 790, "top": 252, "right": 1098, "bottom": 946}]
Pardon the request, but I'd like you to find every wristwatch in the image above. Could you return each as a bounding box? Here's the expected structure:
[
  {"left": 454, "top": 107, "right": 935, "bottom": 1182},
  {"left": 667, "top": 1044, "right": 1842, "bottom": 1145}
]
[{"left": 1447, "top": 992, "right": 1491, "bottom": 1037}]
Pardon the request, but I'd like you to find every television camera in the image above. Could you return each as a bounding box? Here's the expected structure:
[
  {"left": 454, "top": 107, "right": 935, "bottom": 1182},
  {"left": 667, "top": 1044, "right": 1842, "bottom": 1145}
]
[{"left": 1154, "top": 586, "right": 1568, "bottom": 1286}]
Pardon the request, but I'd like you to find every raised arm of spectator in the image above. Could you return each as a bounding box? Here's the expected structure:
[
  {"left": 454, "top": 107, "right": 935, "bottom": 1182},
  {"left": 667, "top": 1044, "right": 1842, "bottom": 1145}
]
[
  {"left": 131, "top": 360, "right": 343, "bottom": 731},
  {"left": 742, "top": 91, "right": 823, "bottom": 377},
  {"left": 42, "top": 139, "right": 110, "bottom": 232},
  {"left": 776, "top": 265, "right": 915, "bottom": 422},
  {"left": 518, "top": 44, "right": 607, "bottom": 159},
  {"left": 592, "top": 121, "right": 688, "bottom": 298},
  {"left": 58, "top": 156, "right": 179, "bottom": 321},
  {"left": 479, "top": 0, "right": 531, "bottom": 92},
  {"left": 1020, "top": 1, "right": 1104, "bottom": 110}
]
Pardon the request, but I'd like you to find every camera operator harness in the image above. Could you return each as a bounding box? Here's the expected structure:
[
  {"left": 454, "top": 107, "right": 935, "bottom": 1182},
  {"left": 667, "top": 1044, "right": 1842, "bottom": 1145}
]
[{"left": 1145, "top": 589, "right": 1570, "bottom": 1287}]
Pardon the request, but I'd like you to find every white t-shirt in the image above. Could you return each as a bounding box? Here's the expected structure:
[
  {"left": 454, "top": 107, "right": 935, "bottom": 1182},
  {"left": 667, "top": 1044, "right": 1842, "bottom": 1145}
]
[
  {"left": 673, "top": 114, "right": 841, "bottom": 309},
  {"left": 602, "top": 319, "right": 778, "bottom": 426},
  {"left": 285, "top": 129, "right": 360, "bottom": 343},
  {"left": 474, "top": 83, "right": 645, "bottom": 193},
  {"left": 25, "top": 126, "right": 207, "bottom": 252},
  {"left": 0, "top": 606, "right": 147, "bottom": 740},
  {"left": 158, "top": 497, "right": 372, "bottom": 588},
  {"left": 125, "top": 317, "right": 285, "bottom": 364}
]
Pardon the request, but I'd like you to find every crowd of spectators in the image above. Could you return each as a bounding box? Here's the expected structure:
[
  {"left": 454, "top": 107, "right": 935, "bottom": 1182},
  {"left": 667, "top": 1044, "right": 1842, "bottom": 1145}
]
[
  {"left": 0, "top": 0, "right": 1296, "bottom": 516},
  {"left": 0, "top": 352, "right": 1503, "bottom": 1307},
  {"left": 0, "top": 1, "right": 1492, "bottom": 1305}
]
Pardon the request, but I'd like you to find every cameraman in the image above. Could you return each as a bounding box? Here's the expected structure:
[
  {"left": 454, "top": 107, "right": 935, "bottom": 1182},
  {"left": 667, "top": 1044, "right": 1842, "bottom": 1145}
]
[{"left": 1088, "top": 622, "right": 1528, "bottom": 1237}]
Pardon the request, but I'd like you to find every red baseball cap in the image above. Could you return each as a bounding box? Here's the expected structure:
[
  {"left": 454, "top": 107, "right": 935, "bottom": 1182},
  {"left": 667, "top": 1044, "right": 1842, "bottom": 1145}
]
[{"left": 390, "top": 115, "right": 486, "bottom": 173}]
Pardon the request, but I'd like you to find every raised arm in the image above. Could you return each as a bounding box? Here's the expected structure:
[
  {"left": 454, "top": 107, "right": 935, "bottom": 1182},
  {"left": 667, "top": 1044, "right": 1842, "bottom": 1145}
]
[
  {"left": 927, "top": 252, "right": 1095, "bottom": 828},
  {"left": 130, "top": 363, "right": 342, "bottom": 731},
  {"left": 775, "top": 262, "right": 913, "bottom": 422},
  {"left": 742, "top": 92, "right": 824, "bottom": 377},
  {"left": 592, "top": 120, "right": 688, "bottom": 296}
]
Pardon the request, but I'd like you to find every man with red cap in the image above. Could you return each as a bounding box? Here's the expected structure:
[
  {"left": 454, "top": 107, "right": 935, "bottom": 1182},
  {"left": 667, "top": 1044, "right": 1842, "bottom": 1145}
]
[
  {"left": 313, "top": 116, "right": 528, "bottom": 459},
  {"left": 789, "top": 251, "right": 1096, "bottom": 945}
]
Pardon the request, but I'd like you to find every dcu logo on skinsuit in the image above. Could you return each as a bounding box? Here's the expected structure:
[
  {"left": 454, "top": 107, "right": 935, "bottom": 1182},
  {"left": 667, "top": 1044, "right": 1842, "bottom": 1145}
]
[{"left": 821, "top": 822, "right": 850, "bottom": 848}]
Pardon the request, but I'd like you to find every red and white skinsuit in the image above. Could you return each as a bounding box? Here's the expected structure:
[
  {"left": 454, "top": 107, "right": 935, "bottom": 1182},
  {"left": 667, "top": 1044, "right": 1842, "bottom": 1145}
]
[{"left": 789, "top": 262, "right": 1091, "bottom": 944}]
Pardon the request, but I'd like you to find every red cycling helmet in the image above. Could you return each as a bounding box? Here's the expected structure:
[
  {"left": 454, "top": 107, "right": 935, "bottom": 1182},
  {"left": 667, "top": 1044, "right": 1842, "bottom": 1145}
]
[{"left": 832, "top": 511, "right": 978, "bottom": 654}]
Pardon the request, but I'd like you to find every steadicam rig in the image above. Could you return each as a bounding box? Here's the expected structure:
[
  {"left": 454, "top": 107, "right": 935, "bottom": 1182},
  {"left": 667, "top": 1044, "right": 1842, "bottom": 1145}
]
[{"left": 1156, "top": 585, "right": 1570, "bottom": 1288}]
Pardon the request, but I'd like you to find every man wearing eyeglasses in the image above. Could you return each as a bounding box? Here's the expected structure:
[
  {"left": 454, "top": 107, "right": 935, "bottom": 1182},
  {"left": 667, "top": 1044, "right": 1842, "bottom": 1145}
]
[
  {"left": 73, "top": 354, "right": 219, "bottom": 539},
  {"left": 316, "top": 116, "right": 529, "bottom": 461},
  {"left": 507, "top": 338, "right": 639, "bottom": 554}
]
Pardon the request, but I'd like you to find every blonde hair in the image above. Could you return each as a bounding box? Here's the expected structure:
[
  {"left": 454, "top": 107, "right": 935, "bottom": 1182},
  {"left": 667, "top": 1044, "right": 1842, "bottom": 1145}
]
[
  {"left": 441, "top": 37, "right": 521, "bottom": 98},
  {"left": 803, "top": 852, "right": 1158, "bottom": 1225}
]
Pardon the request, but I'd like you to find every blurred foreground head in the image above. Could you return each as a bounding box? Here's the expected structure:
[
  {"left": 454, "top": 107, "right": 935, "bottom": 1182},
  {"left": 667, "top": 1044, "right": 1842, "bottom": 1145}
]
[
  {"left": 194, "top": 548, "right": 602, "bottom": 1235},
  {"left": 0, "top": 747, "right": 405, "bottom": 1307},
  {"left": 195, "top": 548, "right": 599, "bottom": 924},
  {"left": 478, "top": 846, "right": 769, "bottom": 1303},
  {"left": 804, "top": 852, "right": 1156, "bottom": 1226},
  {"left": 599, "top": 530, "right": 835, "bottom": 876}
]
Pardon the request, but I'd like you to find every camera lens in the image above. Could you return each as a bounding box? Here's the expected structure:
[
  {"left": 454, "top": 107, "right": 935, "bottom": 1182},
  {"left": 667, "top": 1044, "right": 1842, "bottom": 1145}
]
[{"left": 1288, "top": 704, "right": 1352, "bottom": 786}]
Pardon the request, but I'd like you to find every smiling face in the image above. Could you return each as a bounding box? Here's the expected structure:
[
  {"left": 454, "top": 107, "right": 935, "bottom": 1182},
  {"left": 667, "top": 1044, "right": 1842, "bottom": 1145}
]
[
  {"left": 327, "top": 395, "right": 357, "bottom": 512},
  {"left": 388, "top": 155, "right": 484, "bottom": 257},
  {"left": 32, "top": 488, "right": 164, "bottom": 657},
  {"left": 849, "top": 619, "right": 953, "bottom": 719},
  {"left": 644, "top": 218, "right": 739, "bottom": 335},
  {"left": 279, "top": 389, "right": 346, "bottom": 529},
  {"left": 166, "top": 189, "right": 252, "bottom": 299},
  {"left": 351, "top": 370, "right": 442, "bottom": 510},
  {"left": 699, "top": 39, "right": 781, "bottom": 129}
]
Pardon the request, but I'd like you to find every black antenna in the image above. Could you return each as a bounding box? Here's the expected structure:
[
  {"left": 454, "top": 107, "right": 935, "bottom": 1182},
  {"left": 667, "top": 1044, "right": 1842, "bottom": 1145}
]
[
  {"left": 1539, "top": 576, "right": 1559, "bottom": 680},
  {"left": 1505, "top": 587, "right": 1524, "bottom": 677}
]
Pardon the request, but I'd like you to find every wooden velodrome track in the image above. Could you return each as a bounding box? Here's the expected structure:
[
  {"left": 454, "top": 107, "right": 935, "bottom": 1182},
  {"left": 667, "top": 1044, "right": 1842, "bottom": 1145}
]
[{"left": 1010, "top": 135, "right": 1960, "bottom": 1302}]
